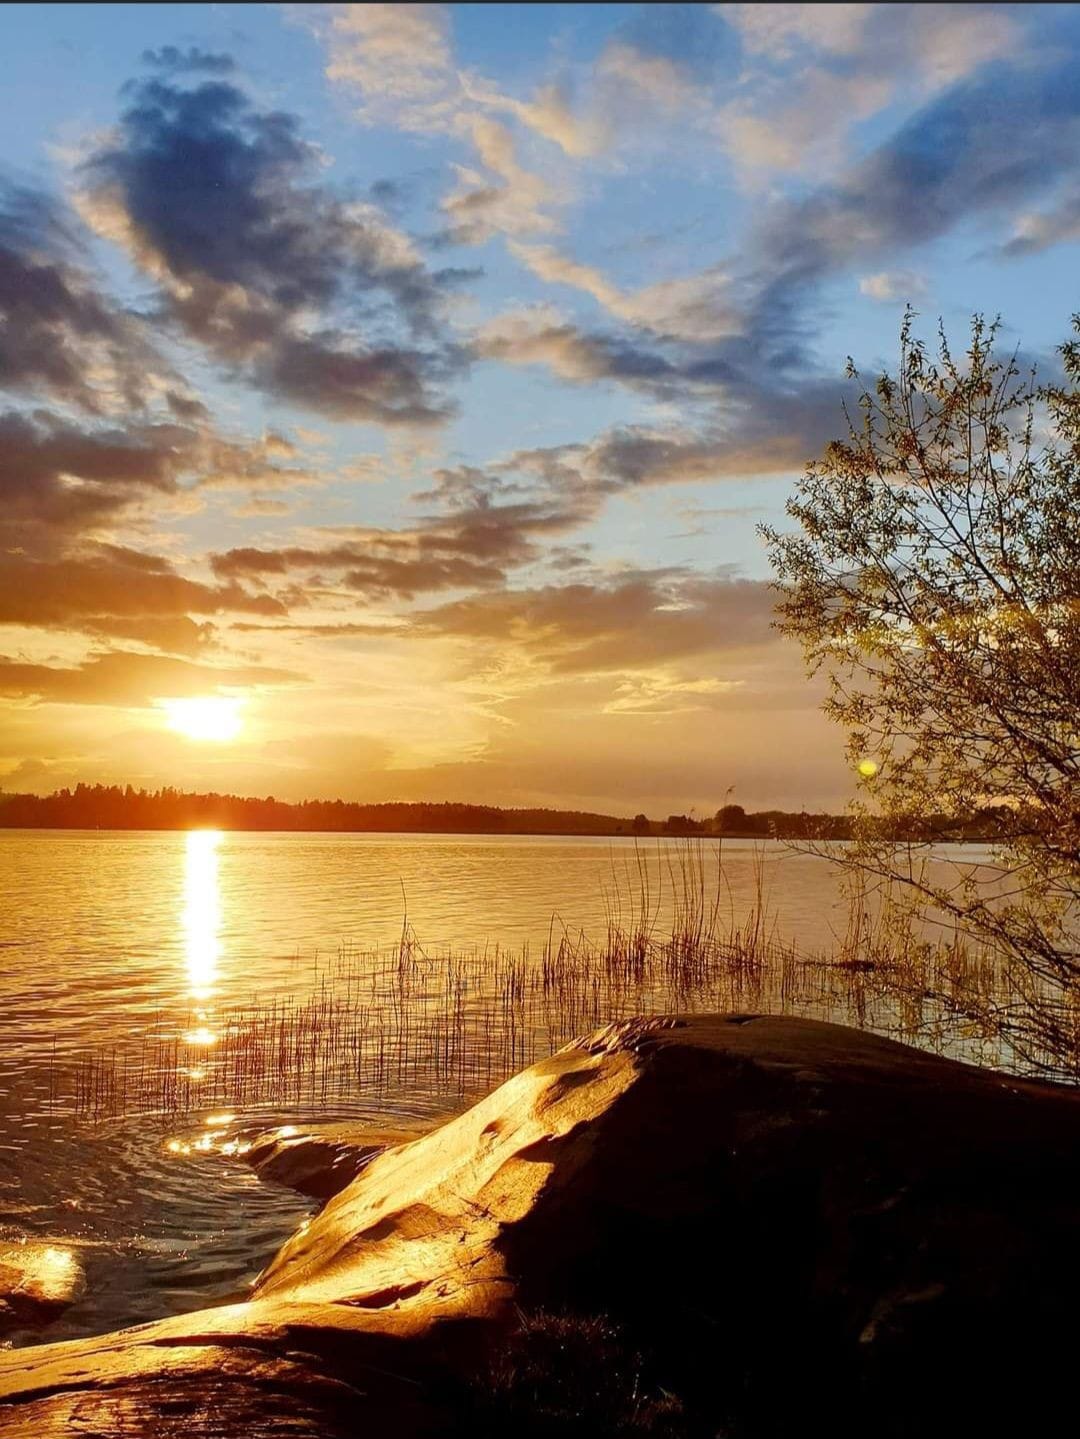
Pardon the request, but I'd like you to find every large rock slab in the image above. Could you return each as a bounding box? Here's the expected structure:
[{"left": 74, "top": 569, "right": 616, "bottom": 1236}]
[
  {"left": 245, "top": 1122, "right": 426, "bottom": 1201},
  {"left": 2, "top": 1014, "right": 1080, "bottom": 1437}
]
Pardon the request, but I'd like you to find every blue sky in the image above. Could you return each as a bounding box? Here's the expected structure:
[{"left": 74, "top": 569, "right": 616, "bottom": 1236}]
[{"left": 1, "top": 3, "right": 1078, "bottom": 814}]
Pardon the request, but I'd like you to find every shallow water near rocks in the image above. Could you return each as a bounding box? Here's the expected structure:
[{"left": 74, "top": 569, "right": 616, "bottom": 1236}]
[{"left": 0, "top": 830, "right": 993, "bottom": 1345}]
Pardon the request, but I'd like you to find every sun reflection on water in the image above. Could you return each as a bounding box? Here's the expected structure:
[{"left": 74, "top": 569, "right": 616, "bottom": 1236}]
[{"left": 183, "top": 830, "right": 222, "bottom": 1015}]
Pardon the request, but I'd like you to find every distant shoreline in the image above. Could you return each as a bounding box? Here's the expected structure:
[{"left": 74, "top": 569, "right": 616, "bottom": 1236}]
[
  {"left": 0, "top": 783, "right": 1003, "bottom": 842},
  {"left": 0, "top": 822, "right": 789, "bottom": 839}
]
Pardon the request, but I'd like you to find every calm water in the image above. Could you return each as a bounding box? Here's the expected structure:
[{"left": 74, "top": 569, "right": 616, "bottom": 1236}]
[{"left": 0, "top": 830, "right": 985, "bottom": 1346}]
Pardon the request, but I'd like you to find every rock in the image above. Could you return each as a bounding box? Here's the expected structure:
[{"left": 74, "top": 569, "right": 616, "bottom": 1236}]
[
  {"left": 245, "top": 1122, "right": 426, "bottom": 1201},
  {"left": 2, "top": 1014, "right": 1080, "bottom": 1437},
  {"left": 0, "top": 1241, "right": 85, "bottom": 1335}
]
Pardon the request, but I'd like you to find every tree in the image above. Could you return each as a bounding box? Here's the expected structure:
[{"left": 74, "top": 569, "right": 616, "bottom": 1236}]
[
  {"left": 762, "top": 311, "right": 1080, "bottom": 1073},
  {"left": 715, "top": 804, "right": 747, "bottom": 833},
  {"left": 665, "top": 814, "right": 702, "bottom": 835}
]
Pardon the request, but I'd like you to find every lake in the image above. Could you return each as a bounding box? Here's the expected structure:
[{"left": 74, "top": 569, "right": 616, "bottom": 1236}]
[{"left": 0, "top": 829, "right": 992, "bottom": 1346}]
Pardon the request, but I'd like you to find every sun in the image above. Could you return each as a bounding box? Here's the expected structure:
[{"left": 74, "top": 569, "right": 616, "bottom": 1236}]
[{"left": 159, "top": 696, "right": 245, "bottom": 742}]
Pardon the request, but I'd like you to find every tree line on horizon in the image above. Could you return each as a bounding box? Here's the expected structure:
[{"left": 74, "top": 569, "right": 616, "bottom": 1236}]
[{"left": 0, "top": 783, "right": 1010, "bottom": 841}]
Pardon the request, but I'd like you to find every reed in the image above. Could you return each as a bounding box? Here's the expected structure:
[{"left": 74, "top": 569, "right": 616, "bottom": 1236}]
[{"left": 63, "top": 842, "right": 1057, "bottom": 1123}]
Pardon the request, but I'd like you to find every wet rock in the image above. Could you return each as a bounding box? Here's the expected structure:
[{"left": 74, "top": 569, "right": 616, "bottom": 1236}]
[
  {"left": 0, "top": 1242, "right": 85, "bottom": 1334},
  {"left": 245, "top": 1122, "right": 426, "bottom": 1201},
  {"left": 3, "top": 1015, "right": 1080, "bottom": 1437}
]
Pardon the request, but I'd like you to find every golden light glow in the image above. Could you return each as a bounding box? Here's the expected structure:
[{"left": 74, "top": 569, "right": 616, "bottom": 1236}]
[
  {"left": 182, "top": 1025, "right": 218, "bottom": 1047},
  {"left": 0, "top": 1243, "right": 82, "bottom": 1303},
  {"left": 858, "top": 758, "right": 880, "bottom": 778},
  {"left": 159, "top": 696, "right": 245, "bottom": 742},
  {"left": 167, "top": 1131, "right": 250, "bottom": 1160},
  {"left": 182, "top": 830, "right": 221, "bottom": 1005}
]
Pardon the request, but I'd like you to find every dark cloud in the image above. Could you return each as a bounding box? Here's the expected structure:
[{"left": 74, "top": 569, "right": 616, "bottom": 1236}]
[
  {"left": 0, "top": 183, "right": 174, "bottom": 414},
  {"left": 245, "top": 330, "right": 460, "bottom": 426},
  {"left": 80, "top": 614, "right": 217, "bottom": 655},
  {"left": 0, "top": 410, "right": 187, "bottom": 537},
  {"left": 750, "top": 55, "right": 1080, "bottom": 316},
  {"left": 209, "top": 465, "right": 590, "bottom": 599},
  {"left": 229, "top": 620, "right": 403, "bottom": 638},
  {"left": 473, "top": 318, "right": 687, "bottom": 391},
  {"left": 210, "top": 539, "right": 498, "bottom": 597},
  {"left": 0, "top": 408, "right": 307, "bottom": 549},
  {"left": 479, "top": 48, "right": 1080, "bottom": 489},
  {"left": 80, "top": 73, "right": 462, "bottom": 425},
  {"left": 141, "top": 46, "right": 236, "bottom": 74},
  {"left": 473, "top": 304, "right": 858, "bottom": 479},
  {"left": 0, "top": 547, "right": 285, "bottom": 646},
  {"left": 0, "top": 650, "right": 300, "bottom": 706},
  {"left": 414, "top": 572, "right": 778, "bottom": 673},
  {"left": 0, "top": 407, "right": 293, "bottom": 651},
  {"left": 576, "top": 391, "right": 846, "bottom": 484}
]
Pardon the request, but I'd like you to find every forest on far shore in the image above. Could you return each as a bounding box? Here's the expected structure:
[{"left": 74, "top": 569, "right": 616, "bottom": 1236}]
[{"left": 0, "top": 783, "right": 1012, "bottom": 842}]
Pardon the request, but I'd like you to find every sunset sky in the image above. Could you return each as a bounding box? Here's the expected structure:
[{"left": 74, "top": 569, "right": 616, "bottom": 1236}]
[{"left": 2, "top": 2, "right": 1078, "bottom": 815}]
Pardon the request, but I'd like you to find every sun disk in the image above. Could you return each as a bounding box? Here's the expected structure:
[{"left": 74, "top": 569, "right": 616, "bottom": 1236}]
[{"left": 159, "top": 696, "right": 245, "bottom": 742}]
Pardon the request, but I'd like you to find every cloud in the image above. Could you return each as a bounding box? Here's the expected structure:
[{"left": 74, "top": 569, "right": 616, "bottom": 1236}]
[
  {"left": 440, "top": 116, "right": 559, "bottom": 243},
  {"left": 0, "top": 410, "right": 188, "bottom": 539},
  {"left": 208, "top": 475, "right": 585, "bottom": 600},
  {"left": 0, "top": 546, "right": 285, "bottom": 625},
  {"left": 414, "top": 571, "right": 778, "bottom": 674},
  {"left": 307, "top": 4, "right": 568, "bottom": 242},
  {"left": 594, "top": 41, "right": 698, "bottom": 115},
  {"left": 141, "top": 46, "right": 236, "bottom": 74},
  {"left": 0, "top": 183, "right": 184, "bottom": 415},
  {"left": 321, "top": 3, "right": 458, "bottom": 131},
  {"left": 567, "top": 399, "right": 846, "bottom": 487},
  {"left": 714, "top": 4, "right": 1020, "bottom": 181},
  {"left": 461, "top": 75, "right": 599, "bottom": 159},
  {"left": 473, "top": 307, "right": 856, "bottom": 478},
  {"left": 0, "top": 650, "right": 300, "bottom": 707},
  {"left": 0, "top": 547, "right": 285, "bottom": 648},
  {"left": 742, "top": 52, "right": 1080, "bottom": 334},
  {"left": 314, "top": 6, "right": 705, "bottom": 248},
  {"left": 718, "top": 3, "right": 872, "bottom": 60},
  {"left": 998, "top": 191, "right": 1080, "bottom": 258},
  {"left": 462, "top": 42, "right": 698, "bottom": 160},
  {"left": 473, "top": 306, "right": 691, "bottom": 391},
  {"left": 0, "top": 409, "right": 308, "bottom": 550},
  {"left": 0, "top": 404, "right": 299, "bottom": 653},
  {"left": 859, "top": 270, "right": 929, "bottom": 303},
  {"left": 79, "top": 70, "right": 461, "bottom": 425},
  {"left": 316, "top": 5, "right": 561, "bottom": 241},
  {"left": 508, "top": 243, "right": 738, "bottom": 343}
]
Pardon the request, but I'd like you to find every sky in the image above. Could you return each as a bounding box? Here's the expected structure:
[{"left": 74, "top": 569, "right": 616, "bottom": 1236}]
[{"left": 1, "top": 2, "right": 1078, "bottom": 817}]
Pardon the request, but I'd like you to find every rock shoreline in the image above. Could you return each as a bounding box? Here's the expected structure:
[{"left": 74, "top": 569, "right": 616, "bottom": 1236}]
[{"left": 2, "top": 1013, "right": 1080, "bottom": 1437}]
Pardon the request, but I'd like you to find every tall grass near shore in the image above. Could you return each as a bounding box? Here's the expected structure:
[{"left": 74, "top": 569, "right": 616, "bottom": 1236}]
[{"left": 67, "top": 842, "right": 1034, "bottom": 1122}]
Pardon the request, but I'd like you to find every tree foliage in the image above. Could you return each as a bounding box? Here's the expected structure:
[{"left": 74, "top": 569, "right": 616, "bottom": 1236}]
[{"left": 763, "top": 312, "right": 1080, "bottom": 1072}]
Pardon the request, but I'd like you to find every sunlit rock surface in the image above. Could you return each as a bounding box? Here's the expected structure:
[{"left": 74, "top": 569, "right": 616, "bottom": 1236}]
[
  {"left": 0, "top": 1242, "right": 85, "bottom": 1335},
  {"left": 245, "top": 1122, "right": 426, "bottom": 1200},
  {"left": 3, "top": 1014, "right": 1080, "bottom": 1437}
]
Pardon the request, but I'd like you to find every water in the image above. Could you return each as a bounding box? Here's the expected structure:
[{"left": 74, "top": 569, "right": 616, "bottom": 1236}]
[{"left": 0, "top": 829, "right": 988, "bottom": 1347}]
